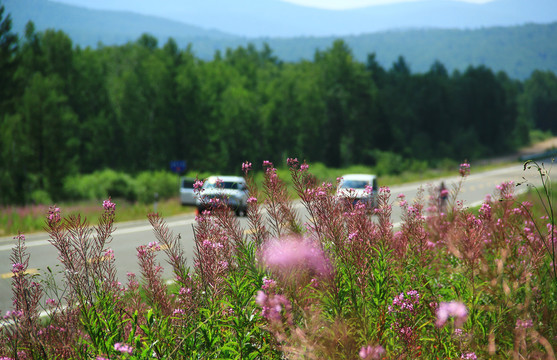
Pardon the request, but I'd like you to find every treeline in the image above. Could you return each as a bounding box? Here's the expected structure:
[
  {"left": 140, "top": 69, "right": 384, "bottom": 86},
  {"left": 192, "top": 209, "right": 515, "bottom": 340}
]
[{"left": 1, "top": 7, "right": 557, "bottom": 205}]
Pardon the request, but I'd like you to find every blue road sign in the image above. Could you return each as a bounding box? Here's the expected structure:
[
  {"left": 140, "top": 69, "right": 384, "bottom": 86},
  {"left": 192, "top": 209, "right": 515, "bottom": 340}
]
[{"left": 170, "top": 160, "right": 186, "bottom": 174}]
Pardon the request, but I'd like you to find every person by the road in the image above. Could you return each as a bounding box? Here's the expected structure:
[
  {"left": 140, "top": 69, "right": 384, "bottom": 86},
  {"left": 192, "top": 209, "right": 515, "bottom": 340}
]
[{"left": 439, "top": 181, "right": 449, "bottom": 212}]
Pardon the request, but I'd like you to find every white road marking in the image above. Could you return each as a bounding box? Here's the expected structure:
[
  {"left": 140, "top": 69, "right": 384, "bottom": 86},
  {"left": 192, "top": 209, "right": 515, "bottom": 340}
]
[{"left": 0, "top": 219, "right": 196, "bottom": 251}]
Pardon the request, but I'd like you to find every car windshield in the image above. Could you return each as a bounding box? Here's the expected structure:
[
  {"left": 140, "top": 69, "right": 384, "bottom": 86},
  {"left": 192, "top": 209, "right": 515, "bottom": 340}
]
[
  {"left": 182, "top": 179, "right": 195, "bottom": 188},
  {"left": 204, "top": 180, "right": 241, "bottom": 190},
  {"left": 339, "top": 180, "right": 369, "bottom": 189}
]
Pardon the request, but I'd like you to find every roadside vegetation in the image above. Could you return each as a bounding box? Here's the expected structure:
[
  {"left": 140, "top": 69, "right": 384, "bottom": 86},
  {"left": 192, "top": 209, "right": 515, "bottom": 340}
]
[
  {"left": 0, "top": 156, "right": 529, "bottom": 237},
  {"left": 1, "top": 159, "right": 555, "bottom": 359}
]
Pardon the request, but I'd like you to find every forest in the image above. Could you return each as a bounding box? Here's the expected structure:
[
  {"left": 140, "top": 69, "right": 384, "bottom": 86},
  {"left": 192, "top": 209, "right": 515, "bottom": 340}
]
[{"left": 1, "top": 5, "right": 557, "bottom": 205}]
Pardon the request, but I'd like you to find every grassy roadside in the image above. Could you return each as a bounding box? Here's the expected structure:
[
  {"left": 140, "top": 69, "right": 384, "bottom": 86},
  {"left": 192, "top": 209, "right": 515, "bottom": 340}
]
[
  {"left": 0, "top": 197, "right": 196, "bottom": 238},
  {"left": 1, "top": 158, "right": 526, "bottom": 238}
]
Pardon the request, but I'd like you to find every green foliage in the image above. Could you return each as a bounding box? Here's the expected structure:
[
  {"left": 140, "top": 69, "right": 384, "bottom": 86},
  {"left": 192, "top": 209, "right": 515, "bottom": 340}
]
[
  {"left": 64, "top": 169, "right": 137, "bottom": 202},
  {"left": 135, "top": 171, "right": 180, "bottom": 204},
  {"left": 29, "top": 189, "right": 52, "bottom": 205},
  {"left": 63, "top": 170, "right": 181, "bottom": 204},
  {"left": 519, "top": 70, "right": 557, "bottom": 133},
  {"left": 372, "top": 150, "right": 406, "bottom": 176},
  {"left": 529, "top": 129, "right": 554, "bottom": 144},
  {"left": 2, "top": 12, "right": 557, "bottom": 206}
]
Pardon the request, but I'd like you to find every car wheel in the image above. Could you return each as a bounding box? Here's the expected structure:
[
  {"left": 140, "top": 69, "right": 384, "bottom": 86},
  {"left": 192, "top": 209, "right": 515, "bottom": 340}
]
[{"left": 235, "top": 207, "right": 247, "bottom": 217}]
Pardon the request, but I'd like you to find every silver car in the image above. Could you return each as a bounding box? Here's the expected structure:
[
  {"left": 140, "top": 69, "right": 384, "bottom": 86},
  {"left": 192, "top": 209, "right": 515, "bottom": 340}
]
[
  {"left": 196, "top": 175, "right": 248, "bottom": 216},
  {"left": 180, "top": 177, "right": 197, "bottom": 206},
  {"left": 336, "top": 174, "right": 379, "bottom": 210}
]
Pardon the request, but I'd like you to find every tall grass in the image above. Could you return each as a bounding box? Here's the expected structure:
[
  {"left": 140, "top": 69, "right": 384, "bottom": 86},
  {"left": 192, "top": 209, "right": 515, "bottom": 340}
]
[
  {"left": 2, "top": 159, "right": 556, "bottom": 359},
  {"left": 0, "top": 198, "right": 192, "bottom": 237}
]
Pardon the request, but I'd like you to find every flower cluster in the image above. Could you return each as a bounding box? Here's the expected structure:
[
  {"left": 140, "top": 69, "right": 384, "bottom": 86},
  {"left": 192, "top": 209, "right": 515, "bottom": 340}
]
[
  {"left": 255, "top": 290, "right": 292, "bottom": 324},
  {"left": 102, "top": 198, "right": 116, "bottom": 212},
  {"left": 47, "top": 206, "right": 61, "bottom": 224},
  {"left": 262, "top": 277, "right": 277, "bottom": 291},
  {"left": 436, "top": 301, "right": 468, "bottom": 328},
  {"left": 242, "top": 161, "right": 252, "bottom": 173},
  {"left": 260, "top": 235, "right": 331, "bottom": 282},
  {"left": 459, "top": 162, "right": 471, "bottom": 177},
  {"left": 388, "top": 290, "right": 420, "bottom": 315},
  {"left": 114, "top": 342, "right": 133, "bottom": 354},
  {"left": 11, "top": 263, "right": 25, "bottom": 275},
  {"left": 193, "top": 179, "right": 204, "bottom": 190},
  {"left": 103, "top": 248, "right": 114, "bottom": 260},
  {"left": 461, "top": 352, "right": 477, "bottom": 359},
  {"left": 3, "top": 310, "right": 23, "bottom": 319},
  {"left": 515, "top": 319, "right": 533, "bottom": 329},
  {"left": 359, "top": 345, "right": 385, "bottom": 359}
]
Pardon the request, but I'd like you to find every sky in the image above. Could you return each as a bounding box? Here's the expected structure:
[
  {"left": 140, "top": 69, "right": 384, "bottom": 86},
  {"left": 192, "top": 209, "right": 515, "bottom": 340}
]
[{"left": 281, "top": 0, "right": 495, "bottom": 10}]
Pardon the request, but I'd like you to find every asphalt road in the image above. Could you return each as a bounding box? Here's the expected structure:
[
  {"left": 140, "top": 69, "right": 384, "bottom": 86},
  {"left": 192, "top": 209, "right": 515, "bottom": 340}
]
[{"left": 0, "top": 161, "right": 548, "bottom": 312}]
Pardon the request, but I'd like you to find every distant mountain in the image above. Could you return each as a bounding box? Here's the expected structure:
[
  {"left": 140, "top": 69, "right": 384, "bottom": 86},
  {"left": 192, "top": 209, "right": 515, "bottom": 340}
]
[
  {"left": 44, "top": 0, "right": 557, "bottom": 37},
  {"left": 273, "top": 23, "right": 557, "bottom": 80},
  {"left": 3, "top": 0, "right": 557, "bottom": 79},
  {"left": 4, "top": 0, "right": 235, "bottom": 46}
]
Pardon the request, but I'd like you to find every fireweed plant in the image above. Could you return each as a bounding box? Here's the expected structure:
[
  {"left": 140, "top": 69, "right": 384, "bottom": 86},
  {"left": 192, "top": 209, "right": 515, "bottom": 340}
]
[{"left": 1, "top": 160, "right": 556, "bottom": 359}]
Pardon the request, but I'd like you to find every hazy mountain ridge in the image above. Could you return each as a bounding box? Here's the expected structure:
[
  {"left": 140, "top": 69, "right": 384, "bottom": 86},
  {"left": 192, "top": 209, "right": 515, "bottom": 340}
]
[
  {"left": 4, "top": 0, "right": 235, "bottom": 42},
  {"left": 4, "top": 0, "right": 557, "bottom": 79},
  {"left": 46, "top": 0, "right": 557, "bottom": 37}
]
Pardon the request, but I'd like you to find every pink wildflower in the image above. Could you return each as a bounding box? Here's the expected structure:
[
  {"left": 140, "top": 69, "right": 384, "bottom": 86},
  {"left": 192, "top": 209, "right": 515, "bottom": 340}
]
[
  {"left": 193, "top": 180, "right": 204, "bottom": 190},
  {"left": 359, "top": 345, "right": 385, "bottom": 359},
  {"left": 260, "top": 235, "right": 331, "bottom": 278},
  {"left": 262, "top": 277, "right": 277, "bottom": 290},
  {"left": 179, "top": 287, "right": 191, "bottom": 295},
  {"left": 287, "top": 158, "right": 299, "bottom": 166},
  {"left": 104, "top": 248, "right": 114, "bottom": 259},
  {"left": 173, "top": 308, "right": 186, "bottom": 315},
  {"left": 388, "top": 290, "right": 420, "bottom": 314},
  {"left": 255, "top": 290, "right": 292, "bottom": 323},
  {"left": 459, "top": 162, "right": 471, "bottom": 177},
  {"left": 47, "top": 206, "right": 61, "bottom": 224},
  {"left": 242, "top": 161, "right": 252, "bottom": 172},
  {"left": 114, "top": 342, "right": 133, "bottom": 354},
  {"left": 516, "top": 319, "right": 533, "bottom": 329},
  {"left": 148, "top": 241, "right": 161, "bottom": 251},
  {"left": 461, "top": 352, "right": 477, "bottom": 359},
  {"left": 102, "top": 198, "right": 116, "bottom": 211},
  {"left": 11, "top": 263, "right": 25, "bottom": 274},
  {"left": 4, "top": 310, "right": 23, "bottom": 319},
  {"left": 436, "top": 301, "right": 468, "bottom": 328}
]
